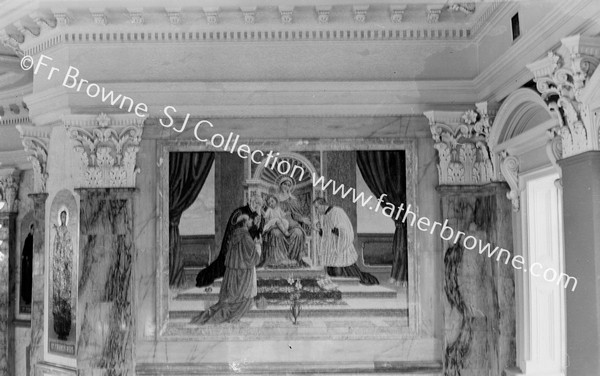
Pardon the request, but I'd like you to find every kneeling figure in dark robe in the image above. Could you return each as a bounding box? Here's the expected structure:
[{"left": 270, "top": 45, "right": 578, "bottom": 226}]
[{"left": 190, "top": 214, "right": 261, "bottom": 325}]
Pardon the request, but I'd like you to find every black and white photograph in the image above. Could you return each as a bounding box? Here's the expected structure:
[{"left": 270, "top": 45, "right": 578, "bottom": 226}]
[{"left": 0, "top": 0, "right": 598, "bottom": 375}]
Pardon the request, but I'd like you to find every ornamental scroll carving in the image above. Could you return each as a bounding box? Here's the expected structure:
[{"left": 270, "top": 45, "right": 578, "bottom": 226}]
[
  {"left": 426, "top": 102, "right": 501, "bottom": 186},
  {"left": 0, "top": 169, "right": 21, "bottom": 213},
  {"left": 63, "top": 113, "right": 145, "bottom": 189},
  {"left": 499, "top": 152, "right": 520, "bottom": 212},
  {"left": 527, "top": 35, "right": 600, "bottom": 159},
  {"left": 16, "top": 125, "right": 51, "bottom": 194}
]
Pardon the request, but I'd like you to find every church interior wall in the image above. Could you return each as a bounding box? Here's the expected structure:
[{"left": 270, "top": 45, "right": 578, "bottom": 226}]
[
  {"left": 476, "top": 1, "right": 557, "bottom": 73},
  {"left": 7, "top": 2, "right": 599, "bottom": 373},
  {"left": 128, "top": 115, "right": 443, "bottom": 368}
]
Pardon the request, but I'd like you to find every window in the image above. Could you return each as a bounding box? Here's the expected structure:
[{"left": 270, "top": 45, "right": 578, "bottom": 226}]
[{"left": 511, "top": 13, "right": 521, "bottom": 41}]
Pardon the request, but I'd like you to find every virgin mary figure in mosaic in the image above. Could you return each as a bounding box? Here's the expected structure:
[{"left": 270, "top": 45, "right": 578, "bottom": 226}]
[{"left": 52, "top": 209, "right": 73, "bottom": 340}]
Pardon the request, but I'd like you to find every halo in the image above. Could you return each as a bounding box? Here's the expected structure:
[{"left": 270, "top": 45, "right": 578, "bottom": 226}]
[
  {"left": 57, "top": 207, "right": 69, "bottom": 226},
  {"left": 276, "top": 175, "right": 296, "bottom": 191}
]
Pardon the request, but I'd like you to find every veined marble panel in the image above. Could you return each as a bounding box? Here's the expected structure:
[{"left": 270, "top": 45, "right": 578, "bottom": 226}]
[
  {"left": 0, "top": 214, "right": 15, "bottom": 376},
  {"left": 29, "top": 192, "right": 47, "bottom": 376},
  {"left": 438, "top": 183, "right": 516, "bottom": 376},
  {"left": 77, "top": 189, "right": 134, "bottom": 376}
]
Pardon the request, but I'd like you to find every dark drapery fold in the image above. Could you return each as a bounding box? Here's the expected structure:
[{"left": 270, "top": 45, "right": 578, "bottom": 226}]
[
  {"left": 169, "top": 152, "right": 215, "bottom": 287},
  {"left": 356, "top": 150, "right": 408, "bottom": 282}
]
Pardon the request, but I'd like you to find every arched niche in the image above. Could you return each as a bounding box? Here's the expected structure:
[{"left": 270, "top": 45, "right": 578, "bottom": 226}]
[
  {"left": 492, "top": 88, "right": 565, "bottom": 376},
  {"left": 490, "top": 88, "right": 560, "bottom": 211},
  {"left": 490, "top": 88, "right": 555, "bottom": 147}
]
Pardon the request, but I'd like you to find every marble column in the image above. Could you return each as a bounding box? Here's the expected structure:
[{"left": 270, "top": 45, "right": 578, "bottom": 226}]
[
  {"left": 438, "top": 183, "right": 516, "bottom": 376},
  {"left": 558, "top": 151, "right": 600, "bottom": 376},
  {"left": 28, "top": 193, "right": 47, "bottom": 376},
  {"left": 76, "top": 188, "right": 135, "bottom": 376},
  {"left": 0, "top": 212, "right": 16, "bottom": 376}
]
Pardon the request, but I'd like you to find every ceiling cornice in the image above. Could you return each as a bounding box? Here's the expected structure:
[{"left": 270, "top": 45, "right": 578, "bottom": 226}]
[
  {"left": 0, "top": 1, "right": 510, "bottom": 57},
  {"left": 0, "top": 82, "right": 30, "bottom": 126}
]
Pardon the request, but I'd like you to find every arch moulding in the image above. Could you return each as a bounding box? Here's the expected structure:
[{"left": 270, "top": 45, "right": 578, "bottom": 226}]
[{"left": 489, "top": 88, "right": 559, "bottom": 211}]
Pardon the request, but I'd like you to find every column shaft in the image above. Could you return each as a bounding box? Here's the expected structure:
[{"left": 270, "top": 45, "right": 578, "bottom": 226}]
[
  {"left": 28, "top": 193, "right": 47, "bottom": 376},
  {"left": 76, "top": 188, "right": 135, "bottom": 375},
  {"left": 0, "top": 213, "right": 16, "bottom": 376},
  {"left": 437, "top": 183, "right": 516, "bottom": 376},
  {"left": 558, "top": 151, "right": 600, "bottom": 375}
]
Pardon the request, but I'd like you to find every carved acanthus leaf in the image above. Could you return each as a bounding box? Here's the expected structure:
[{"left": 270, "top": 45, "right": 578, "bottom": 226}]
[
  {"left": 426, "top": 102, "right": 500, "bottom": 186},
  {"left": 16, "top": 125, "right": 50, "bottom": 194},
  {"left": 63, "top": 113, "right": 145, "bottom": 188},
  {"left": 527, "top": 35, "right": 600, "bottom": 158},
  {"left": 0, "top": 169, "right": 21, "bottom": 213}
]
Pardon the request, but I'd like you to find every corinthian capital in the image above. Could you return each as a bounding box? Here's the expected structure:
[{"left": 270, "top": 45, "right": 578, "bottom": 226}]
[
  {"left": 62, "top": 113, "right": 146, "bottom": 189},
  {"left": 16, "top": 125, "right": 51, "bottom": 194},
  {"left": 0, "top": 169, "right": 21, "bottom": 213},
  {"left": 425, "top": 102, "right": 500, "bottom": 186},
  {"left": 527, "top": 34, "right": 600, "bottom": 158}
]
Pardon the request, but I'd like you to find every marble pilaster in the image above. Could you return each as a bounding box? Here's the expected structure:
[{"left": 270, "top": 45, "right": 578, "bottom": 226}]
[
  {"left": 28, "top": 193, "right": 47, "bottom": 376},
  {"left": 558, "top": 151, "right": 600, "bottom": 376},
  {"left": 0, "top": 212, "right": 16, "bottom": 376},
  {"left": 76, "top": 188, "right": 135, "bottom": 376},
  {"left": 437, "top": 183, "right": 516, "bottom": 376}
]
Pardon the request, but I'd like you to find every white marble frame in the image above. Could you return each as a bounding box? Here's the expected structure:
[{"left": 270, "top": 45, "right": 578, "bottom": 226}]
[
  {"left": 156, "top": 138, "right": 420, "bottom": 337},
  {"left": 43, "top": 189, "right": 79, "bottom": 369}
]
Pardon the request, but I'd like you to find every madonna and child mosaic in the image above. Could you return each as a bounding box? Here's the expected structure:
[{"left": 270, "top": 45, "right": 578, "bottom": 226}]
[{"left": 168, "top": 149, "right": 409, "bottom": 331}]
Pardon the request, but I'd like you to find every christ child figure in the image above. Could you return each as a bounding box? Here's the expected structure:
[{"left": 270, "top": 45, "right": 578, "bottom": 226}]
[{"left": 263, "top": 195, "right": 290, "bottom": 236}]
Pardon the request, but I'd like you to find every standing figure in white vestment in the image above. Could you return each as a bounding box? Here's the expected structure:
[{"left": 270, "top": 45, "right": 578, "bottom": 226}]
[{"left": 313, "top": 198, "right": 378, "bottom": 285}]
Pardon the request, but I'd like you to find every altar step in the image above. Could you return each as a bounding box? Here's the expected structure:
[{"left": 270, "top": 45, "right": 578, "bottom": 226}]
[
  {"left": 169, "top": 306, "right": 408, "bottom": 320},
  {"left": 183, "top": 266, "right": 336, "bottom": 287},
  {"left": 171, "top": 282, "right": 407, "bottom": 321},
  {"left": 174, "top": 267, "right": 407, "bottom": 330},
  {"left": 176, "top": 276, "right": 390, "bottom": 301},
  {"left": 175, "top": 289, "right": 396, "bottom": 300}
]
